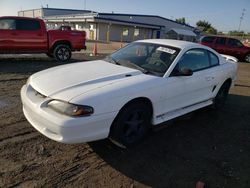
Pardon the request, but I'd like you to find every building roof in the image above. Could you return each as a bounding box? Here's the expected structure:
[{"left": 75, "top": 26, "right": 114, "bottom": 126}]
[
  {"left": 95, "top": 17, "right": 163, "bottom": 29},
  {"left": 99, "top": 13, "right": 195, "bottom": 29},
  {"left": 168, "top": 28, "right": 197, "bottom": 36}
]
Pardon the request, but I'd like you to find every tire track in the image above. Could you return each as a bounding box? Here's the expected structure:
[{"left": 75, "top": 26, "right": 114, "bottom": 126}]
[
  {"left": 0, "top": 131, "right": 39, "bottom": 146},
  {"left": 0, "top": 78, "right": 28, "bottom": 82}
]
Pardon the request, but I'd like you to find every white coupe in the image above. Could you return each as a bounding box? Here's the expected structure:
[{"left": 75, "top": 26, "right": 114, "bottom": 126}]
[{"left": 21, "top": 39, "right": 237, "bottom": 146}]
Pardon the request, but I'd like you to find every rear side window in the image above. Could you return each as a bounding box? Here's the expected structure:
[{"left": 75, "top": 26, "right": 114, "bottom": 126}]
[
  {"left": 16, "top": 19, "right": 41, "bottom": 31},
  {"left": 178, "top": 49, "right": 210, "bottom": 72},
  {"left": 216, "top": 37, "right": 226, "bottom": 45},
  {"left": 0, "top": 19, "right": 16, "bottom": 30},
  {"left": 201, "top": 36, "right": 215, "bottom": 43},
  {"left": 227, "top": 38, "right": 243, "bottom": 47},
  {"left": 209, "top": 52, "right": 219, "bottom": 66}
]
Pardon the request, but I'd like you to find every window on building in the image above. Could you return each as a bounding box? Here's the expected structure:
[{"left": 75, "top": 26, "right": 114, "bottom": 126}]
[
  {"left": 16, "top": 19, "right": 41, "bottom": 31},
  {"left": 123, "top": 28, "right": 129, "bottom": 36},
  {"left": 134, "top": 28, "right": 140, "bottom": 36},
  {"left": 0, "top": 19, "right": 16, "bottom": 30}
]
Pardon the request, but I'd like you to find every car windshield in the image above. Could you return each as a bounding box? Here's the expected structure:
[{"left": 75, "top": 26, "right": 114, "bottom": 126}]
[{"left": 104, "top": 42, "right": 180, "bottom": 76}]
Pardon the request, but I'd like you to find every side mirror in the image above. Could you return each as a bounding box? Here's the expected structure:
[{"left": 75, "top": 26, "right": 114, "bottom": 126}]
[
  {"left": 180, "top": 68, "right": 193, "bottom": 76},
  {"left": 174, "top": 68, "right": 193, "bottom": 76}
]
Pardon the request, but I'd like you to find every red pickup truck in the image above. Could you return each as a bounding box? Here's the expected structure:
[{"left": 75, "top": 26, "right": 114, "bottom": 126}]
[
  {"left": 200, "top": 36, "right": 250, "bottom": 63},
  {"left": 0, "top": 16, "right": 86, "bottom": 62}
]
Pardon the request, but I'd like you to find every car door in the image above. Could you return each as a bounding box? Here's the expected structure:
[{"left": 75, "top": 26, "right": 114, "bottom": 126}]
[
  {"left": 226, "top": 38, "right": 244, "bottom": 58},
  {"left": 15, "top": 19, "right": 47, "bottom": 52},
  {"left": 214, "top": 37, "right": 227, "bottom": 54},
  {"left": 0, "top": 18, "right": 18, "bottom": 53},
  {"left": 161, "top": 48, "right": 218, "bottom": 114}
]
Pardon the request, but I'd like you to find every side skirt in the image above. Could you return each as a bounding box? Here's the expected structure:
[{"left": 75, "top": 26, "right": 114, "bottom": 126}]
[{"left": 154, "top": 99, "right": 213, "bottom": 125}]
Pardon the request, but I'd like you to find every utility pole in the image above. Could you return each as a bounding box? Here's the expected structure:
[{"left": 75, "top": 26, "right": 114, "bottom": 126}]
[
  {"left": 238, "top": 8, "right": 246, "bottom": 32},
  {"left": 84, "top": 0, "right": 86, "bottom": 10}
]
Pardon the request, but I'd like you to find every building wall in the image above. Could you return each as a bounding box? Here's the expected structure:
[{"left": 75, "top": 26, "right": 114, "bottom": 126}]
[
  {"left": 18, "top": 8, "right": 92, "bottom": 18},
  {"left": 42, "top": 9, "right": 90, "bottom": 17},
  {"left": 18, "top": 9, "right": 42, "bottom": 18},
  {"left": 97, "top": 23, "right": 153, "bottom": 42}
]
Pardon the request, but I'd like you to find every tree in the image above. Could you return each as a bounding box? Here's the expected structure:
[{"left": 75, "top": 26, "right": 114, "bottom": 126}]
[
  {"left": 228, "top": 30, "right": 245, "bottom": 36},
  {"left": 196, "top": 20, "right": 217, "bottom": 34},
  {"left": 175, "top": 17, "right": 186, "bottom": 24}
]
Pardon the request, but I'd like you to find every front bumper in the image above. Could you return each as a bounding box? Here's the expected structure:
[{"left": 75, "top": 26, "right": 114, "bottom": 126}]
[{"left": 21, "top": 85, "right": 116, "bottom": 144}]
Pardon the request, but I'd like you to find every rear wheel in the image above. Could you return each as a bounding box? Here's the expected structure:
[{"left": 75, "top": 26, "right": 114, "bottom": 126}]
[
  {"left": 245, "top": 53, "right": 250, "bottom": 63},
  {"left": 213, "top": 81, "right": 231, "bottom": 109},
  {"left": 53, "top": 44, "right": 72, "bottom": 62},
  {"left": 110, "top": 102, "right": 152, "bottom": 147}
]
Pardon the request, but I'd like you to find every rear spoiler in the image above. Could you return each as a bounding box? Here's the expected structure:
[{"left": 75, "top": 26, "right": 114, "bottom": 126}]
[{"left": 221, "top": 54, "right": 238, "bottom": 63}]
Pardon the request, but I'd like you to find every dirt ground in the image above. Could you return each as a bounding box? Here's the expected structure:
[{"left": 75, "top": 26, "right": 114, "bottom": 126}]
[{"left": 0, "top": 53, "right": 250, "bottom": 188}]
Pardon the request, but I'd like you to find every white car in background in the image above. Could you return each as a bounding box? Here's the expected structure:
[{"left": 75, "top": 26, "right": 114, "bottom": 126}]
[{"left": 21, "top": 39, "right": 237, "bottom": 147}]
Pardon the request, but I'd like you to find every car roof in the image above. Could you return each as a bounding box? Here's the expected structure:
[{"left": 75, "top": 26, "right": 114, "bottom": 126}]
[
  {"left": 202, "top": 35, "right": 240, "bottom": 40},
  {"left": 0, "top": 16, "right": 43, "bottom": 21},
  {"left": 136, "top": 39, "right": 202, "bottom": 50}
]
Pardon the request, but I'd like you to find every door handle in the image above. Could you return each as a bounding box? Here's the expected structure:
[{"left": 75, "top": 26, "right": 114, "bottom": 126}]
[{"left": 205, "top": 77, "right": 214, "bottom": 81}]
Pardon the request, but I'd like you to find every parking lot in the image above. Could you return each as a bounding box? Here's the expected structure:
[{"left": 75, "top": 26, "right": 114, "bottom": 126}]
[{"left": 0, "top": 53, "right": 250, "bottom": 188}]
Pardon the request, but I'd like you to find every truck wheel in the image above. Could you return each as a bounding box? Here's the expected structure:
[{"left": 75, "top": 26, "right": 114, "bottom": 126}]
[
  {"left": 213, "top": 81, "right": 230, "bottom": 109},
  {"left": 53, "top": 44, "right": 72, "bottom": 62},
  {"left": 109, "top": 102, "right": 152, "bottom": 147},
  {"left": 245, "top": 53, "right": 250, "bottom": 63},
  {"left": 46, "top": 53, "right": 54, "bottom": 58}
]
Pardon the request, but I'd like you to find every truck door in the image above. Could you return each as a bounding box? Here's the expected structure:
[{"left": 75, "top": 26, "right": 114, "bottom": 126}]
[
  {"left": 0, "top": 18, "right": 18, "bottom": 53},
  {"left": 15, "top": 19, "right": 47, "bottom": 53}
]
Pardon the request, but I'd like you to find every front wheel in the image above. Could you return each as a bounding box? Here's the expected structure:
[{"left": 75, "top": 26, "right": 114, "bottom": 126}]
[
  {"left": 213, "top": 82, "right": 231, "bottom": 109},
  {"left": 245, "top": 53, "right": 250, "bottom": 63},
  {"left": 53, "top": 44, "right": 72, "bottom": 62},
  {"left": 109, "top": 102, "right": 152, "bottom": 147}
]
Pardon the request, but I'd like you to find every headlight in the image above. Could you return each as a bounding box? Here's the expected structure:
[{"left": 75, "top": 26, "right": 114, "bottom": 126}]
[{"left": 47, "top": 100, "right": 94, "bottom": 117}]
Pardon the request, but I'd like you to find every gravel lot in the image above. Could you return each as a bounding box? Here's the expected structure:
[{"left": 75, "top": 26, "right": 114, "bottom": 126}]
[{"left": 0, "top": 53, "right": 250, "bottom": 188}]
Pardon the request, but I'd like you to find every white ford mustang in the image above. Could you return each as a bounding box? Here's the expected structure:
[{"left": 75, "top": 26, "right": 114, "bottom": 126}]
[{"left": 21, "top": 39, "right": 237, "bottom": 146}]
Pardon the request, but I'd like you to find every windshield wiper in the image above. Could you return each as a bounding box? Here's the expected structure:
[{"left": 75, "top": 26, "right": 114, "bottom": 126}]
[
  {"left": 105, "top": 56, "right": 120, "bottom": 65},
  {"left": 117, "top": 60, "right": 149, "bottom": 74}
]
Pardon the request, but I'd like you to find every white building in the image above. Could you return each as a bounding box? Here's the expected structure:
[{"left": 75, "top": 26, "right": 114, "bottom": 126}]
[{"left": 18, "top": 8, "right": 200, "bottom": 42}]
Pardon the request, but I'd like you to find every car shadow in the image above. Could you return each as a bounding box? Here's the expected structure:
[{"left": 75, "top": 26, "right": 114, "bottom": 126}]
[{"left": 89, "top": 94, "right": 250, "bottom": 188}]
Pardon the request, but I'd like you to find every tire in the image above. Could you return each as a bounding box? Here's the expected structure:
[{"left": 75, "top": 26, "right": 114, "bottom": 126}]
[
  {"left": 46, "top": 53, "right": 54, "bottom": 58},
  {"left": 213, "top": 81, "right": 231, "bottom": 109},
  {"left": 53, "top": 44, "right": 72, "bottom": 62},
  {"left": 110, "top": 102, "right": 152, "bottom": 147},
  {"left": 245, "top": 53, "right": 250, "bottom": 63}
]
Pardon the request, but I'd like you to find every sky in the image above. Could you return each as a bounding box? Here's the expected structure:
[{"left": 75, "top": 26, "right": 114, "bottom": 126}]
[{"left": 0, "top": 0, "right": 249, "bottom": 32}]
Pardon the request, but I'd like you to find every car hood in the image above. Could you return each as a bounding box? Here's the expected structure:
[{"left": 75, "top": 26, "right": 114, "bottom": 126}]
[{"left": 29, "top": 60, "right": 142, "bottom": 100}]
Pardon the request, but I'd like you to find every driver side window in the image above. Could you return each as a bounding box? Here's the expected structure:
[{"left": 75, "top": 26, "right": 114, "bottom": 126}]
[{"left": 178, "top": 49, "right": 210, "bottom": 72}]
